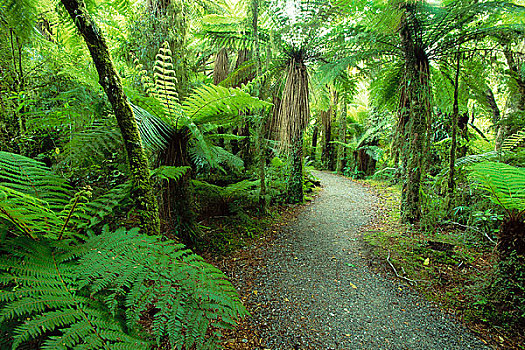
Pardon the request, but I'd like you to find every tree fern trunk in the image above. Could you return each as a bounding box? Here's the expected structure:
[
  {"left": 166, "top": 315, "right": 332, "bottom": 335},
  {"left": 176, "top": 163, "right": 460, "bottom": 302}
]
[
  {"left": 287, "top": 131, "right": 304, "bottom": 203},
  {"left": 61, "top": 0, "right": 160, "bottom": 235},
  {"left": 277, "top": 53, "right": 309, "bottom": 204},
  {"left": 398, "top": 6, "right": 431, "bottom": 224},
  {"left": 159, "top": 129, "right": 195, "bottom": 241},
  {"left": 336, "top": 100, "right": 347, "bottom": 174},
  {"left": 447, "top": 50, "right": 461, "bottom": 213},
  {"left": 321, "top": 109, "right": 334, "bottom": 170}
]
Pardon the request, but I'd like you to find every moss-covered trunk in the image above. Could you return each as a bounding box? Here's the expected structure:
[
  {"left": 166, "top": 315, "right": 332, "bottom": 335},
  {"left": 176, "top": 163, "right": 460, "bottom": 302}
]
[
  {"left": 321, "top": 109, "right": 334, "bottom": 170},
  {"left": 398, "top": 7, "right": 431, "bottom": 224},
  {"left": 287, "top": 131, "right": 304, "bottom": 203},
  {"left": 61, "top": 0, "right": 160, "bottom": 235},
  {"left": 277, "top": 53, "right": 309, "bottom": 204},
  {"left": 336, "top": 100, "right": 347, "bottom": 174}
]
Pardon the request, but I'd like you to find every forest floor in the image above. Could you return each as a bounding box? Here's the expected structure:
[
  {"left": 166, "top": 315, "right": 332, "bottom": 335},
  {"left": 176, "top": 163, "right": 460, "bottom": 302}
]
[{"left": 218, "top": 171, "right": 493, "bottom": 350}]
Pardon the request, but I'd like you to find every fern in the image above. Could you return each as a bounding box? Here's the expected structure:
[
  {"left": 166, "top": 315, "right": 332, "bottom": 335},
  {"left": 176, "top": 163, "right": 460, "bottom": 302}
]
[
  {"left": 0, "top": 151, "right": 72, "bottom": 212},
  {"left": 183, "top": 84, "right": 270, "bottom": 125},
  {"left": 0, "top": 152, "right": 131, "bottom": 236},
  {"left": 1, "top": 227, "right": 247, "bottom": 349},
  {"left": 151, "top": 165, "right": 191, "bottom": 182},
  {"left": 470, "top": 162, "right": 525, "bottom": 216},
  {"left": 502, "top": 129, "right": 525, "bottom": 152},
  {"left": 0, "top": 236, "right": 150, "bottom": 349}
]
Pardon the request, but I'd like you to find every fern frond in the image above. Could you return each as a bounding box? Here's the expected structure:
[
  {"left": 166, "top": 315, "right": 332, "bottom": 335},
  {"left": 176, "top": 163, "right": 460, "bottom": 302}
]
[
  {"left": 0, "top": 185, "right": 63, "bottom": 239},
  {"left": 502, "top": 129, "right": 525, "bottom": 152},
  {"left": 470, "top": 162, "right": 525, "bottom": 214},
  {"left": 0, "top": 151, "right": 72, "bottom": 211},
  {"left": 151, "top": 166, "right": 191, "bottom": 182},
  {"left": 184, "top": 84, "right": 270, "bottom": 125},
  {"left": 76, "top": 227, "right": 247, "bottom": 349}
]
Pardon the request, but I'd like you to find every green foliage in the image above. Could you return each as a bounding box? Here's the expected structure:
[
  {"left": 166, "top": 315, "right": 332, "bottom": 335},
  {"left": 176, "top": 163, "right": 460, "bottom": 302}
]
[
  {"left": 503, "top": 129, "right": 525, "bottom": 152},
  {"left": 469, "top": 161, "right": 525, "bottom": 217},
  {"left": 0, "top": 227, "right": 247, "bottom": 349},
  {"left": 151, "top": 165, "right": 191, "bottom": 182},
  {"left": 0, "top": 152, "right": 132, "bottom": 238}
]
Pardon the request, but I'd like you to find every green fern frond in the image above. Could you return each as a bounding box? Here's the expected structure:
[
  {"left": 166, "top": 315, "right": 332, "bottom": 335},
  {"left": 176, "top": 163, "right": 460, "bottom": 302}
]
[
  {"left": 0, "top": 185, "right": 63, "bottom": 239},
  {"left": 470, "top": 162, "right": 525, "bottom": 215},
  {"left": 184, "top": 84, "right": 270, "bottom": 125},
  {"left": 77, "top": 227, "right": 247, "bottom": 349},
  {"left": 502, "top": 129, "right": 525, "bottom": 152},
  {"left": 1, "top": 226, "right": 246, "bottom": 349},
  {"left": 151, "top": 166, "right": 191, "bottom": 182},
  {"left": 0, "top": 151, "right": 72, "bottom": 211}
]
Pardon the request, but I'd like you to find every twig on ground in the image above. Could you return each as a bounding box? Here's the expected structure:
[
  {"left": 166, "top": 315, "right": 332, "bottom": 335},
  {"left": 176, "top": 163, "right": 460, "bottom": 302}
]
[
  {"left": 386, "top": 252, "right": 430, "bottom": 286},
  {"left": 449, "top": 221, "right": 497, "bottom": 244},
  {"left": 387, "top": 252, "right": 418, "bottom": 285}
]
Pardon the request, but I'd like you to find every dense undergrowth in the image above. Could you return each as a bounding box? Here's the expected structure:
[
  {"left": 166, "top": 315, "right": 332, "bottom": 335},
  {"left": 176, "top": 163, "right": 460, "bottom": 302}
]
[{"left": 362, "top": 180, "right": 525, "bottom": 350}]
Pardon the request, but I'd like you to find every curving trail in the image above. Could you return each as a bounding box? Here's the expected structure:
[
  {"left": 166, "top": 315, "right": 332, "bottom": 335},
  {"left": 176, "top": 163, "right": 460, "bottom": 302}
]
[{"left": 230, "top": 171, "right": 490, "bottom": 350}]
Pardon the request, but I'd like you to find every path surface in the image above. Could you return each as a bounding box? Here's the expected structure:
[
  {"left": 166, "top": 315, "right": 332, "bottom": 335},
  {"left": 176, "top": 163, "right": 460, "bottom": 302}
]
[{"left": 237, "top": 171, "right": 490, "bottom": 349}]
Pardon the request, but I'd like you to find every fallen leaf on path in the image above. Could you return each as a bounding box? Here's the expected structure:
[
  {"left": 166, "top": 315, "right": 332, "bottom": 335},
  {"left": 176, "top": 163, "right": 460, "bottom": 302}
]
[{"left": 350, "top": 282, "right": 357, "bottom": 289}]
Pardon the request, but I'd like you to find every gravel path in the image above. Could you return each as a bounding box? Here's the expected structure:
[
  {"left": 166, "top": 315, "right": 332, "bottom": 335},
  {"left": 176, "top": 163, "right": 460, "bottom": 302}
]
[{"left": 237, "top": 171, "right": 491, "bottom": 350}]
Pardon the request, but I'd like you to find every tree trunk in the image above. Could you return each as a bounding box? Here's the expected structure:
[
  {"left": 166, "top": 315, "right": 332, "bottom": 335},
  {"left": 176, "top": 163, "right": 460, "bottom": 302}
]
[
  {"left": 336, "top": 100, "right": 347, "bottom": 174},
  {"left": 277, "top": 55, "right": 310, "bottom": 204},
  {"left": 61, "top": 0, "right": 160, "bottom": 235},
  {"left": 251, "top": 0, "right": 268, "bottom": 214},
  {"left": 398, "top": 7, "right": 431, "bottom": 224},
  {"left": 497, "top": 44, "right": 525, "bottom": 149},
  {"left": 287, "top": 131, "right": 304, "bottom": 203},
  {"left": 447, "top": 50, "right": 461, "bottom": 213},
  {"left": 311, "top": 122, "right": 318, "bottom": 161},
  {"left": 213, "top": 48, "right": 229, "bottom": 85},
  {"left": 321, "top": 109, "right": 334, "bottom": 170},
  {"left": 159, "top": 129, "right": 194, "bottom": 241}
]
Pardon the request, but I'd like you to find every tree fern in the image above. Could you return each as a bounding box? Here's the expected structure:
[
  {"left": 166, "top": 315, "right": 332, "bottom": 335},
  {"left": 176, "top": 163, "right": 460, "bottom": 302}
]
[
  {"left": 183, "top": 84, "right": 270, "bottom": 125},
  {"left": 469, "top": 161, "right": 525, "bottom": 216},
  {"left": 502, "top": 129, "right": 525, "bottom": 152}
]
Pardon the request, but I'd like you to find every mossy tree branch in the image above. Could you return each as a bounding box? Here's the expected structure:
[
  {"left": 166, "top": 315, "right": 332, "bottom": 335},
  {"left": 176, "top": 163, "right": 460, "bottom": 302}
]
[{"left": 60, "top": 0, "right": 160, "bottom": 235}]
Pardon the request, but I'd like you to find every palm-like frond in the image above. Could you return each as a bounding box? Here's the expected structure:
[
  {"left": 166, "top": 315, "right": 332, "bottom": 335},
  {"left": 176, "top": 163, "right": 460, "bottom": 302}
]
[
  {"left": 502, "top": 129, "right": 525, "bottom": 152},
  {"left": 184, "top": 84, "right": 270, "bottom": 125},
  {"left": 470, "top": 161, "right": 525, "bottom": 214}
]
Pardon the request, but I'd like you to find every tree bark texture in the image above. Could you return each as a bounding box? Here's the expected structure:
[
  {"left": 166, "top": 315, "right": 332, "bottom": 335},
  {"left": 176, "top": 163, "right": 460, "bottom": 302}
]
[
  {"left": 336, "top": 100, "right": 347, "bottom": 174},
  {"left": 321, "top": 109, "right": 334, "bottom": 170},
  {"left": 398, "top": 6, "right": 431, "bottom": 224},
  {"left": 277, "top": 55, "right": 309, "bottom": 204},
  {"left": 158, "top": 129, "right": 195, "bottom": 241},
  {"left": 447, "top": 51, "right": 461, "bottom": 213},
  {"left": 213, "top": 48, "right": 229, "bottom": 85},
  {"left": 497, "top": 44, "right": 525, "bottom": 150},
  {"left": 61, "top": 0, "right": 160, "bottom": 235}
]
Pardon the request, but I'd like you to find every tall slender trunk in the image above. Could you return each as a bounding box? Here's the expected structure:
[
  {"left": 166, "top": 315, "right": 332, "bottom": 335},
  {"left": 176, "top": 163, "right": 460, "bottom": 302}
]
[
  {"left": 447, "top": 50, "right": 461, "bottom": 213},
  {"left": 321, "top": 109, "right": 333, "bottom": 170},
  {"left": 336, "top": 100, "right": 347, "bottom": 174},
  {"left": 497, "top": 43, "right": 525, "bottom": 149},
  {"left": 61, "top": 0, "right": 160, "bottom": 235},
  {"left": 311, "top": 122, "right": 319, "bottom": 161},
  {"left": 398, "top": 7, "right": 431, "bottom": 224},
  {"left": 251, "top": 0, "right": 268, "bottom": 214}
]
